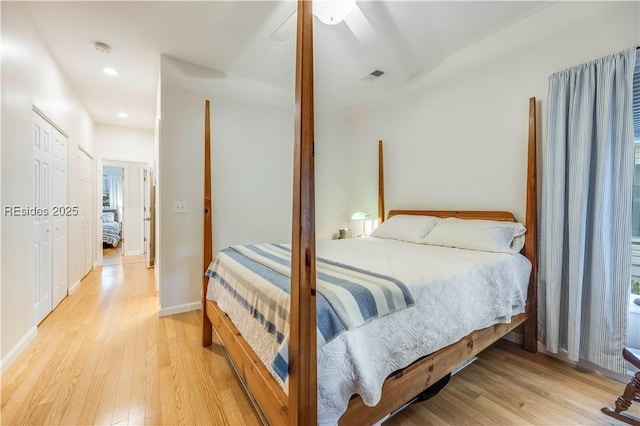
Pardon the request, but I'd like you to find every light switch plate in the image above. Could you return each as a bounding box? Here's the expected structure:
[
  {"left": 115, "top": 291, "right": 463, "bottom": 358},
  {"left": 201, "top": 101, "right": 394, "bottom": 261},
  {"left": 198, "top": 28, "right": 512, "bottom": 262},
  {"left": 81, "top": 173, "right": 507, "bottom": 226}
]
[{"left": 173, "top": 201, "right": 187, "bottom": 213}]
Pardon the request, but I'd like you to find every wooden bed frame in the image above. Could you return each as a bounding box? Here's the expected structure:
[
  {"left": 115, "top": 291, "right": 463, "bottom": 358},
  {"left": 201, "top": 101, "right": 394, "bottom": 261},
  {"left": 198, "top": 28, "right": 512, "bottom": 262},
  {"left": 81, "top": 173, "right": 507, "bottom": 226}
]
[{"left": 201, "top": 2, "right": 538, "bottom": 424}]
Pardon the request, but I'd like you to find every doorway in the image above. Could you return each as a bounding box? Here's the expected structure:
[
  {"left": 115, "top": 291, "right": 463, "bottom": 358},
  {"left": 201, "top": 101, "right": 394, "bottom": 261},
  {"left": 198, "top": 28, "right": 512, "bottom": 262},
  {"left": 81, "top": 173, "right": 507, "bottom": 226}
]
[
  {"left": 99, "top": 160, "right": 148, "bottom": 267},
  {"left": 102, "top": 166, "right": 124, "bottom": 263}
]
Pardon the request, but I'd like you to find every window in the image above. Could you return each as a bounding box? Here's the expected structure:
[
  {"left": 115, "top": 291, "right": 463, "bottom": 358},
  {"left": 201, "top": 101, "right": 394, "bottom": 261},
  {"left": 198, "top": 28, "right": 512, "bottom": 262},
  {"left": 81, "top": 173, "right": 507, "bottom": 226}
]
[{"left": 102, "top": 175, "right": 110, "bottom": 208}]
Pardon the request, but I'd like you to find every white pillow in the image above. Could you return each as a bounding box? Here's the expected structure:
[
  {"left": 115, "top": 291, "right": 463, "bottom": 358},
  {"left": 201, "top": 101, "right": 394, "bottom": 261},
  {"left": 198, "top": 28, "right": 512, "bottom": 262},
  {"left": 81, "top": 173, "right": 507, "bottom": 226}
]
[
  {"left": 102, "top": 212, "right": 115, "bottom": 223},
  {"left": 422, "top": 217, "right": 526, "bottom": 253},
  {"left": 370, "top": 215, "right": 439, "bottom": 244}
]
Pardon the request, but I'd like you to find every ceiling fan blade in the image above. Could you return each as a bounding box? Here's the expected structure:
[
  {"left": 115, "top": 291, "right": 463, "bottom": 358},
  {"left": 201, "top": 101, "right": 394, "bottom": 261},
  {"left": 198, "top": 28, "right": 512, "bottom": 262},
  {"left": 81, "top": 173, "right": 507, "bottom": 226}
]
[
  {"left": 344, "top": 4, "right": 377, "bottom": 44},
  {"left": 270, "top": 11, "right": 297, "bottom": 42}
]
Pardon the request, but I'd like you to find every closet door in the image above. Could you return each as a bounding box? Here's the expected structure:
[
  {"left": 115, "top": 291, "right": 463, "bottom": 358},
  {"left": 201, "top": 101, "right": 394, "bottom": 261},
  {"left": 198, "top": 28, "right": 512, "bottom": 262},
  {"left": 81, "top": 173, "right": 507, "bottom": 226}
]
[
  {"left": 33, "top": 113, "right": 53, "bottom": 324},
  {"left": 51, "top": 128, "right": 68, "bottom": 308}
]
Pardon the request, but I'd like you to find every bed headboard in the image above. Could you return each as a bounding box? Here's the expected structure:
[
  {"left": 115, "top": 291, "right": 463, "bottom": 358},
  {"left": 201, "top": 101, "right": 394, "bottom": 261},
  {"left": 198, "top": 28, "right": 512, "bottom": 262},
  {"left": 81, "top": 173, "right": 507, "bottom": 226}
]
[
  {"left": 380, "top": 97, "right": 537, "bottom": 353},
  {"left": 387, "top": 210, "right": 516, "bottom": 222}
]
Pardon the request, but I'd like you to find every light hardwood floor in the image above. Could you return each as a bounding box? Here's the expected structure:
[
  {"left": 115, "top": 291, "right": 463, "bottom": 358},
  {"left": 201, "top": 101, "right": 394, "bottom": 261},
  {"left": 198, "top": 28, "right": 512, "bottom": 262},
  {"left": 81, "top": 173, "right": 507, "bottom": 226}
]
[
  {"left": 102, "top": 242, "right": 146, "bottom": 266},
  {"left": 103, "top": 240, "right": 122, "bottom": 258},
  {"left": 1, "top": 261, "right": 259, "bottom": 425},
  {"left": 1, "top": 260, "right": 636, "bottom": 425}
]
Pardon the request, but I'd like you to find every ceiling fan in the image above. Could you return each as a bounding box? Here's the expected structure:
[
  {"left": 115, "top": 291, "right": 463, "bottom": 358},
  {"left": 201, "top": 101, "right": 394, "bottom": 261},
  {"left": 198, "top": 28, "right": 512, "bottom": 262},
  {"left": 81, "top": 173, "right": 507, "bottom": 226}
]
[{"left": 270, "top": 0, "right": 377, "bottom": 44}]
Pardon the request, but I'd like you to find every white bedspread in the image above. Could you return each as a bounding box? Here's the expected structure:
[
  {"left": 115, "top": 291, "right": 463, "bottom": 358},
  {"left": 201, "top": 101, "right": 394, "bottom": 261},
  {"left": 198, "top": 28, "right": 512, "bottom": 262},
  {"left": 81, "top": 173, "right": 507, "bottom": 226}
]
[{"left": 207, "top": 237, "right": 531, "bottom": 424}]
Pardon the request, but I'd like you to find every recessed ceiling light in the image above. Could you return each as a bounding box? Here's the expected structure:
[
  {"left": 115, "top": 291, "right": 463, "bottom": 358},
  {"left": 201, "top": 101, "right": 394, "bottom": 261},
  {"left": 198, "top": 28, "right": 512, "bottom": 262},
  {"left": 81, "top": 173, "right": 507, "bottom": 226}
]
[
  {"left": 118, "top": 112, "right": 128, "bottom": 118},
  {"left": 103, "top": 67, "right": 118, "bottom": 76}
]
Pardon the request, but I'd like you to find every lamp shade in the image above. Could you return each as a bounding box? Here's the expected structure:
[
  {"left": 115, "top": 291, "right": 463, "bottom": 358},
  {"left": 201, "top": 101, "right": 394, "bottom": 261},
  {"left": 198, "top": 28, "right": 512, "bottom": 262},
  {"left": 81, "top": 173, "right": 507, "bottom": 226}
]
[
  {"left": 313, "top": 0, "right": 356, "bottom": 25},
  {"left": 350, "top": 211, "right": 370, "bottom": 220}
]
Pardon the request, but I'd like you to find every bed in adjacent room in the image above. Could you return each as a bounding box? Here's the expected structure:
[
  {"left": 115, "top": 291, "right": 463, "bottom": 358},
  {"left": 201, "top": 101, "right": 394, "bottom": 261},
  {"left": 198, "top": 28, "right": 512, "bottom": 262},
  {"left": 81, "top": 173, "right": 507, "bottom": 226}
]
[{"left": 102, "top": 211, "right": 121, "bottom": 247}]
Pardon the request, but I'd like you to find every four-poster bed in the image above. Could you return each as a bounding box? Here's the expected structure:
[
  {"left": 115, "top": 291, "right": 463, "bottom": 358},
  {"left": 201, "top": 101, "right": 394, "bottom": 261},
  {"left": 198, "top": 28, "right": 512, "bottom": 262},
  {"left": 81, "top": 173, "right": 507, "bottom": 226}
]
[{"left": 201, "top": 2, "right": 538, "bottom": 424}]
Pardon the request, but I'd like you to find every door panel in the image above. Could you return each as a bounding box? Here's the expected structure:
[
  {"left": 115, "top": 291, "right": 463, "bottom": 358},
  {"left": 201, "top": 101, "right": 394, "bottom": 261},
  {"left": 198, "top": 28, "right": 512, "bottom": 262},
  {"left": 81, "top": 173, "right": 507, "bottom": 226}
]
[
  {"left": 33, "top": 113, "right": 52, "bottom": 324},
  {"left": 52, "top": 128, "right": 68, "bottom": 308}
]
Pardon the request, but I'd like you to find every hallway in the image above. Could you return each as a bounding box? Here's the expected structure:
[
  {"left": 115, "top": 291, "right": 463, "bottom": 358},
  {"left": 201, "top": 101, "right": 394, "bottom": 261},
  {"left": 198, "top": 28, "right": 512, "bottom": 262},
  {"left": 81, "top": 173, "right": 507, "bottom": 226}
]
[{"left": 0, "top": 260, "right": 260, "bottom": 425}]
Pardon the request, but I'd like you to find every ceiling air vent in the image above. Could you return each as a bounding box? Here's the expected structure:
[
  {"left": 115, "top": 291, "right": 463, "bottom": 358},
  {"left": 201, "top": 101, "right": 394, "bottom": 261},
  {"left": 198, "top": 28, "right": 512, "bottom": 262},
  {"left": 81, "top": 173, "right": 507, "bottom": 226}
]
[
  {"left": 94, "top": 41, "right": 111, "bottom": 54},
  {"left": 369, "top": 70, "right": 384, "bottom": 77}
]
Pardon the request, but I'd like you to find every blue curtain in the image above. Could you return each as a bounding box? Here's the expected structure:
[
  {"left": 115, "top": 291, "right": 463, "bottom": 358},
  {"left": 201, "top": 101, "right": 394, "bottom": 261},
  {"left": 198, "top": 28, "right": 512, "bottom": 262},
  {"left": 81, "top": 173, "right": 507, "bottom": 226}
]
[{"left": 540, "top": 48, "right": 636, "bottom": 374}]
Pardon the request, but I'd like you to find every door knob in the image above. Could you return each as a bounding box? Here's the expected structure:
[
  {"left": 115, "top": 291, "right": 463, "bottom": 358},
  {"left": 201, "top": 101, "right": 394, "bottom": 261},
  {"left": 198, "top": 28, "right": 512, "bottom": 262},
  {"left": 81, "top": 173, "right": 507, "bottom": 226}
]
[{"left": 144, "top": 217, "right": 151, "bottom": 221}]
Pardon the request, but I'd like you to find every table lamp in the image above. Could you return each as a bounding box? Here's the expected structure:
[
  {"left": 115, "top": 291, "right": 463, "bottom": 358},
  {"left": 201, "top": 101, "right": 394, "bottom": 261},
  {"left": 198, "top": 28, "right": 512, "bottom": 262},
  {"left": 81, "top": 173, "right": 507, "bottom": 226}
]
[{"left": 350, "top": 211, "right": 370, "bottom": 237}]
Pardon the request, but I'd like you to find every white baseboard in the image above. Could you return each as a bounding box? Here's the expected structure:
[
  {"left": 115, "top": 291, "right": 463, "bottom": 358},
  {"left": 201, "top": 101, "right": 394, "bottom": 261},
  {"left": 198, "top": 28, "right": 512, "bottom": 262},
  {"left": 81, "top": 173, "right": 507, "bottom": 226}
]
[
  {"left": 125, "top": 250, "right": 143, "bottom": 256},
  {"left": 158, "top": 301, "right": 201, "bottom": 317},
  {"left": 1, "top": 326, "right": 37, "bottom": 376},
  {"left": 68, "top": 280, "right": 81, "bottom": 295}
]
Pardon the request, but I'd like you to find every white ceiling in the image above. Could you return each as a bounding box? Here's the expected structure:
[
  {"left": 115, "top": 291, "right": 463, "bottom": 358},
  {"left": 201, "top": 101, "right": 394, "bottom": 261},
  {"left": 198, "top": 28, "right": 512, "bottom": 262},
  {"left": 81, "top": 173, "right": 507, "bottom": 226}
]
[{"left": 25, "top": 1, "right": 549, "bottom": 131}]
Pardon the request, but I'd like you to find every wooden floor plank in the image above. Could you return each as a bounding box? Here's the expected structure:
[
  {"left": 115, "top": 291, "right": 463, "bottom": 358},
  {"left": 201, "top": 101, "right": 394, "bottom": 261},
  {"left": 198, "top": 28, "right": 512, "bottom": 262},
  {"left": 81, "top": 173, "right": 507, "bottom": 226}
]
[
  {"left": 1, "top": 348, "right": 56, "bottom": 424},
  {"left": 385, "top": 339, "right": 636, "bottom": 425},
  {"left": 77, "top": 373, "right": 106, "bottom": 424},
  {"left": 1, "top": 257, "right": 636, "bottom": 425}
]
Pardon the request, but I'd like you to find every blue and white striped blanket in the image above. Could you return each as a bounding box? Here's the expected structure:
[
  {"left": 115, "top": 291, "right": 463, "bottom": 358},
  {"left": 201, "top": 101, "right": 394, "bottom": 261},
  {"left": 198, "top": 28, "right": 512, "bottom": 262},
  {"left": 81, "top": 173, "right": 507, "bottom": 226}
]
[
  {"left": 205, "top": 243, "right": 414, "bottom": 381},
  {"left": 102, "top": 221, "right": 121, "bottom": 247}
]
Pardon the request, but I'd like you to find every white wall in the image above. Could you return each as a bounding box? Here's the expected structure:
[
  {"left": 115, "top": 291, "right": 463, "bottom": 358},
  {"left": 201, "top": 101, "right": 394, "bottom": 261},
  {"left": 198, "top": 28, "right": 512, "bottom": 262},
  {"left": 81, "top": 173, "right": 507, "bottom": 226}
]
[
  {"left": 346, "top": 1, "right": 639, "bottom": 224},
  {"left": 154, "top": 73, "right": 161, "bottom": 288},
  {"left": 1, "top": 2, "right": 95, "bottom": 368},
  {"left": 123, "top": 163, "right": 145, "bottom": 255},
  {"left": 315, "top": 112, "right": 349, "bottom": 238},
  {"left": 158, "top": 56, "right": 348, "bottom": 314},
  {"left": 94, "top": 124, "right": 154, "bottom": 163},
  {"left": 0, "top": 3, "right": 4, "bottom": 367},
  {"left": 158, "top": 86, "right": 292, "bottom": 314}
]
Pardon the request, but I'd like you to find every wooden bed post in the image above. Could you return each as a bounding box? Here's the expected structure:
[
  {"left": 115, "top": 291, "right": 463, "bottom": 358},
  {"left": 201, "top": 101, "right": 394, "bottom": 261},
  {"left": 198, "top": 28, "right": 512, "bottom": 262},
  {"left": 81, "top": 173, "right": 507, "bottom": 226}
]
[
  {"left": 290, "top": 0, "right": 317, "bottom": 424},
  {"left": 523, "top": 97, "right": 538, "bottom": 353},
  {"left": 202, "top": 99, "right": 213, "bottom": 347},
  {"left": 378, "top": 140, "right": 385, "bottom": 224}
]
